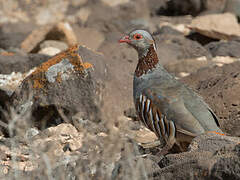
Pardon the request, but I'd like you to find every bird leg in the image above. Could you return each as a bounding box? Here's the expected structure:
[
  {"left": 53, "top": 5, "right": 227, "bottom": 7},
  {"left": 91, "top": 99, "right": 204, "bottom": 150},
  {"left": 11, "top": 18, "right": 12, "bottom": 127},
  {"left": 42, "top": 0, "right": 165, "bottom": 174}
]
[{"left": 156, "top": 134, "right": 176, "bottom": 156}]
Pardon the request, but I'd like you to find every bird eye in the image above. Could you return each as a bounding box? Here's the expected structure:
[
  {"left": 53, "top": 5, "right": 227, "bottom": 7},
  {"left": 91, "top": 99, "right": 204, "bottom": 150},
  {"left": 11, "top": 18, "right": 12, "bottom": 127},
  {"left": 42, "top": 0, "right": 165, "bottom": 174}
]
[{"left": 133, "top": 34, "right": 143, "bottom": 40}]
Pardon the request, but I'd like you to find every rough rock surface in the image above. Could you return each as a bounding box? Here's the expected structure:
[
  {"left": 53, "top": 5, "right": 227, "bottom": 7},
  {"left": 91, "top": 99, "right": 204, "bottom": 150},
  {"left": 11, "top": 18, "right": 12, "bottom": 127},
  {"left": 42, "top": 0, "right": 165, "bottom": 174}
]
[
  {"left": 10, "top": 45, "right": 106, "bottom": 130},
  {"left": 205, "top": 40, "right": 240, "bottom": 58},
  {"left": 0, "top": 123, "right": 83, "bottom": 177},
  {"left": 150, "top": 134, "right": 240, "bottom": 180},
  {"left": 190, "top": 13, "right": 240, "bottom": 40},
  {"left": 182, "top": 61, "right": 240, "bottom": 136},
  {"left": 0, "top": 23, "right": 36, "bottom": 50},
  {"left": 0, "top": 52, "right": 49, "bottom": 74}
]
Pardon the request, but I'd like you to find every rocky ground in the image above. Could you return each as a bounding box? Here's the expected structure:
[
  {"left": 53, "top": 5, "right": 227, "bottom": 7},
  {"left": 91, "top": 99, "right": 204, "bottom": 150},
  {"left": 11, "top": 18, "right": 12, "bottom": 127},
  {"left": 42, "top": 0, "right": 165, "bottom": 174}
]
[{"left": 0, "top": 0, "right": 240, "bottom": 179}]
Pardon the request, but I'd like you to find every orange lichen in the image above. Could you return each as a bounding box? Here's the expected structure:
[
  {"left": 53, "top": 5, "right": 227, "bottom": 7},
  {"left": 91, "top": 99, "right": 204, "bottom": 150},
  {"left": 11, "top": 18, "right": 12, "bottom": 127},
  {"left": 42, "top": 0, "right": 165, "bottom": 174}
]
[
  {"left": 0, "top": 52, "right": 14, "bottom": 56},
  {"left": 28, "top": 44, "right": 93, "bottom": 89},
  {"left": 33, "top": 79, "right": 45, "bottom": 89},
  {"left": 83, "top": 62, "right": 93, "bottom": 69}
]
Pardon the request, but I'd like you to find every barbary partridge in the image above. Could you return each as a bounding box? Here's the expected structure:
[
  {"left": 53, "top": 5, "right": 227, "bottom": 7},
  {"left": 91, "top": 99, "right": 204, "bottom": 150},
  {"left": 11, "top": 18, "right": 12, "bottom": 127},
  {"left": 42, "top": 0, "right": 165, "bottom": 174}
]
[{"left": 119, "top": 30, "right": 224, "bottom": 154}]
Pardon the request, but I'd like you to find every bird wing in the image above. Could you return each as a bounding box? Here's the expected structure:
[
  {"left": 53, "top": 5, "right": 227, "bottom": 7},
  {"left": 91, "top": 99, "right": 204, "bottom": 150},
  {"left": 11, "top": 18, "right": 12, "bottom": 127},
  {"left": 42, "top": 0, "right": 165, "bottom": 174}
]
[
  {"left": 139, "top": 84, "right": 206, "bottom": 138},
  {"left": 181, "top": 87, "right": 222, "bottom": 132}
]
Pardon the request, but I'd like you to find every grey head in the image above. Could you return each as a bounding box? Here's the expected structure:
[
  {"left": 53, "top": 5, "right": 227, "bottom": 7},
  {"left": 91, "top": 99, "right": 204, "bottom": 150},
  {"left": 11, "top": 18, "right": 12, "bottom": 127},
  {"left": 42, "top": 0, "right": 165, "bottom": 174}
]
[{"left": 119, "top": 30, "right": 156, "bottom": 57}]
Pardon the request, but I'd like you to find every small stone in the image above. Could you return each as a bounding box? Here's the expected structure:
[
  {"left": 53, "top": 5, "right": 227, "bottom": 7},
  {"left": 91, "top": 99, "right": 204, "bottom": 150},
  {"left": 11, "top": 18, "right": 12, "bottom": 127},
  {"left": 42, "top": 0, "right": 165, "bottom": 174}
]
[
  {"left": 44, "top": 123, "right": 78, "bottom": 137},
  {"left": 39, "top": 47, "right": 61, "bottom": 56},
  {"left": 101, "top": 0, "right": 130, "bottom": 7},
  {"left": 25, "top": 128, "right": 39, "bottom": 139},
  {"left": 212, "top": 56, "right": 237, "bottom": 65},
  {"left": 179, "top": 72, "right": 190, "bottom": 77},
  {"left": 40, "top": 40, "right": 68, "bottom": 51}
]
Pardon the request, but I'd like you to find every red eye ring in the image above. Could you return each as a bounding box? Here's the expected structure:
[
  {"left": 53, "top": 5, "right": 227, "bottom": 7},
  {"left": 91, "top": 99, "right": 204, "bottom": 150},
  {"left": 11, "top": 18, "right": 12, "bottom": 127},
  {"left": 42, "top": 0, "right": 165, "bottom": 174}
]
[{"left": 133, "top": 33, "right": 143, "bottom": 40}]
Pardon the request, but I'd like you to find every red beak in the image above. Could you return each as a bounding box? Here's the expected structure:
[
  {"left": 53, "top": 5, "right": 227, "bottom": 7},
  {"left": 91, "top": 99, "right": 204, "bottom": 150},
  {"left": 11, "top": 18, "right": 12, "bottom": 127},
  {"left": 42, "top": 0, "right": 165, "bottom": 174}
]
[{"left": 119, "top": 35, "right": 131, "bottom": 43}]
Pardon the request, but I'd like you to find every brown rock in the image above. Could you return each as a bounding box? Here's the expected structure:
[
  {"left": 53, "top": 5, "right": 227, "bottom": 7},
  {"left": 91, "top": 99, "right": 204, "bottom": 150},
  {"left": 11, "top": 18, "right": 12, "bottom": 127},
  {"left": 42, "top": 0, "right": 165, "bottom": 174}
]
[
  {"left": 20, "top": 26, "right": 54, "bottom": 53},
  {"left": 21, "top": 22, "right": 77, "bottom": 53},
  {"left": 189, "top": 13, "right": 240, "bottom": 40},
  {"left": 55, "top": 22, "right": 78, "bottom": 46}
]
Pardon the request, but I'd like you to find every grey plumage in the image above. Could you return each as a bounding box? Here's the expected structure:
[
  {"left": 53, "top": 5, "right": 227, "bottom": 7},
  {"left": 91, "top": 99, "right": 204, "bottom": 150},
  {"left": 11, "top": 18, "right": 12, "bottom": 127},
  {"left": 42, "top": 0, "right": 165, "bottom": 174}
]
[{"left": 120, "top": 30, "right": 224, "bottom": 154}]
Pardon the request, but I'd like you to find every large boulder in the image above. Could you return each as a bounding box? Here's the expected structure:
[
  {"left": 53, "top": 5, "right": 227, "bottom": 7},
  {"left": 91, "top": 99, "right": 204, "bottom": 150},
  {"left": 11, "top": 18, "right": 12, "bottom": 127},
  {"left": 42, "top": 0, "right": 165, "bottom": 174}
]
[
  {"left": 9, "top": 45, "right": 106, "bottom": 132},
  {"left": 189, "top": 13, "right": 240, "bottom": 40}
]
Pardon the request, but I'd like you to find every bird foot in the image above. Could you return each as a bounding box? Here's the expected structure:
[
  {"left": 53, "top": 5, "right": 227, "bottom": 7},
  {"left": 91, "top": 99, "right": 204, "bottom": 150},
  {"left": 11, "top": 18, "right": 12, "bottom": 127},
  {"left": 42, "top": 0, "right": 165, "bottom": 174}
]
[
  {"left": 155, "top": 146, "right": 170, "bottom": 156},
  {"left": 155, "top": 139, "right": 175, "bottom": 156}
]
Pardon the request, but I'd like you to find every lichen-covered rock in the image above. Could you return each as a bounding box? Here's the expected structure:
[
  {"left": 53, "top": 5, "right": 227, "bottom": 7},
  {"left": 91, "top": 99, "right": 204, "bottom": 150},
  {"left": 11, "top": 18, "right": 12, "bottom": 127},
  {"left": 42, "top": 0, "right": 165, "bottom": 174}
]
[
  {"left": 10, "top": 45, "right": 106, "bottom": 129},
  {"left": 0, "top": 52, "right": 50, "bottom": 109}
]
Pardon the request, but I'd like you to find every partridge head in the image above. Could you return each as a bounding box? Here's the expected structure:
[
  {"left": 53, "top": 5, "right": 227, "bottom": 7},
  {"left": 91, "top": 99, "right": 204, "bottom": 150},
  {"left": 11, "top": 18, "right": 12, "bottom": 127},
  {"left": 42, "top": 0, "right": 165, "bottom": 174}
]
[
  {"left": 119, "top": 30, "right": 224, "bottom": 155},
  {"left": 119, "top": 30, "right": 156, "bottom": 54}
]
